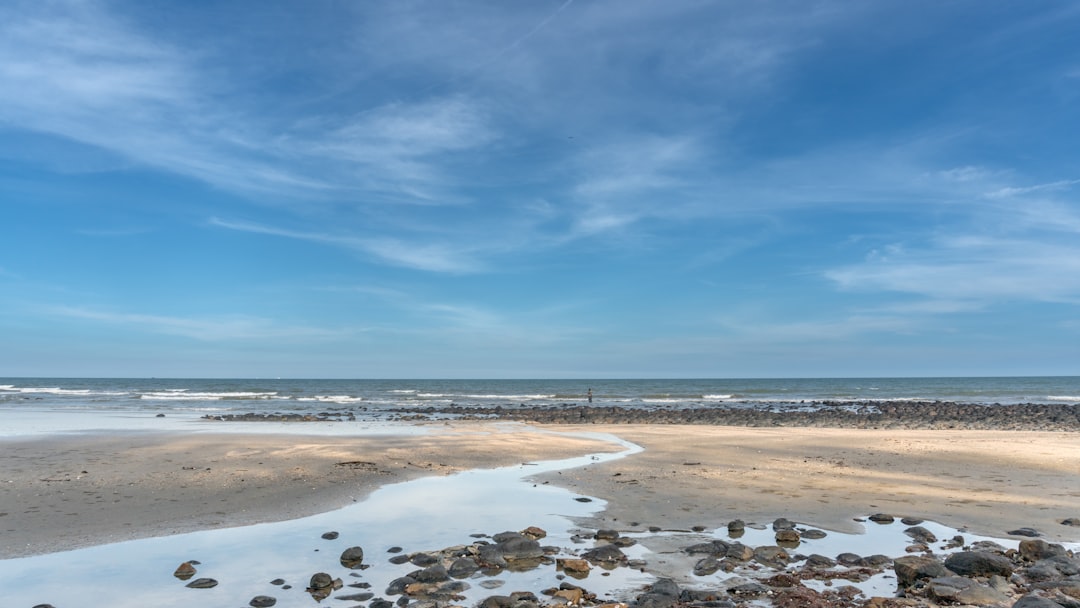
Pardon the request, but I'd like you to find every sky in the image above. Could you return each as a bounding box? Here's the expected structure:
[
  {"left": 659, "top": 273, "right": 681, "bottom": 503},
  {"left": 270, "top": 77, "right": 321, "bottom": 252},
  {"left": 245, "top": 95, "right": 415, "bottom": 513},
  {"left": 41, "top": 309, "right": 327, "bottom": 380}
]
[{"left": 2, "top": 1, "right": 1080, "bottom": 379}]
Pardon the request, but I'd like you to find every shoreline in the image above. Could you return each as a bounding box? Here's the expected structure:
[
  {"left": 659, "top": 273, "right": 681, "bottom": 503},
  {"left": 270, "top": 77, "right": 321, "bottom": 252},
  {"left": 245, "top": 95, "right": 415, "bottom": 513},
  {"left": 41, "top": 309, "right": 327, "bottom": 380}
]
[{"left": 2, "top": 422, "right": 1078, "bottom": 561}]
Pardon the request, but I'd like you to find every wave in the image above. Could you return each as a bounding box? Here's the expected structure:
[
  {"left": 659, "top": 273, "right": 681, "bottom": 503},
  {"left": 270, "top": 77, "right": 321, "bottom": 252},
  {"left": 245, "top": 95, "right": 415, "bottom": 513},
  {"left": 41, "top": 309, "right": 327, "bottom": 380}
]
[
  {"left": 296, "top": 395, "right": 365, "bottom": 404},
  {"left": 414, "top": 393, "right": 556, "bottom": 400},
  {"left": 139, "top": 391, "right": 278, "bottom": 401},
  {"left": 1048, "top": 396, "right": 1080, "bottom": 402}
]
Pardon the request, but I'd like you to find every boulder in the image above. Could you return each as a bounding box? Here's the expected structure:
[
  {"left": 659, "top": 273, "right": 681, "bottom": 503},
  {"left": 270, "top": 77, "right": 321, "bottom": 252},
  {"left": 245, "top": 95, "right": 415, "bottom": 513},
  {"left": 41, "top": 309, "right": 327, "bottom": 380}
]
[
  {"left": 1020, "top": 540, "right": 1069, "bottom": 561},
  {"left": 497, "top": 536, "right": 544, "bottom": 560},
  {"left": 773, "top": 517, "right": 795, "bottom": 531},
  {"left": 340, "top": 546, "right": 365, "bottom": 569},
  {"left": 633, "top": 578, "right": 680, "bottom": 608},
  {"left": 869, "top": 513, "right": 896, "bottom": 524},
  {"left": 895, "top": 555, "right": 952, "bottom": 588},
  {"left": 928, "top": 576, "right": 1010, "bottom": 605},
  {"left": 448, "top": 557, "right": 480, "bottom": 578},
  {"left": 582, "top": 543, "right": 626, "bottom": 565},
  {"left": 249, "top": 596, "right": 277, "bottom": 607},
  {"left": 1012, "top": 595, "right": 1066, "bottom": 608},
  {"left": 904, "top": 526, "right": 939, "bottom": 544},
  {"left": 1009, "top": 527, "right": 1042, "bottom": 538},
  {"left": 945, "top": 551, "right": 1015, "bottom": 577},
  {"left": 692, "top": 556, "right": 721, "bottom": 576}
]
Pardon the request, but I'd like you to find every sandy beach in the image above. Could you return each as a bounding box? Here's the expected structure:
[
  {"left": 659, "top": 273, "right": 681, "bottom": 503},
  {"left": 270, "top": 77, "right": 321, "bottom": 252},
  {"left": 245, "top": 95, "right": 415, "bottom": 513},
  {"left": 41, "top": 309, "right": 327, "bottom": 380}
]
[{"left": 3, "top": 422, "right": 1078, "bottom": 561}]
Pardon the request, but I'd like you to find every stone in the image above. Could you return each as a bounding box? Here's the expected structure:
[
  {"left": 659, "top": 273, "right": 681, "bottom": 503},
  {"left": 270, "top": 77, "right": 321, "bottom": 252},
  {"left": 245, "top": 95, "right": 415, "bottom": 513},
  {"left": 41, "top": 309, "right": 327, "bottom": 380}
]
[
  {"left": 449, "top": 557, "right": 480, "bottom": 578},
  {"left": 386, "top": 576, "right": 417, "bottom": 595},
  {"left": 388, "top": 554, "right": 411, "bottom": 565},
  {"left": 596, "top": 529, "right": 620, "bottom": 540},
  {"left": 904, "top": 526, "right": 938, "bottom": 544},
  {"left": 522, "top": 526, "right": 547, "bottom": 540},
  {"left": 321, "top": 531, "right": 339, "bottom": 540},
  {"left": 309, "top": 572, "right": 335, "bottom": 590},
  {"left": 773, "top": 517, "right": 795, "bottom": 531},
  {"left": 869, "top": 513, "right": 896, "bottom": 524},
  {"left": 801, "top": 528, "right": 828, "bottom": 539},
  {"left": 1009, "top": 527, "right": 1043, "bottom": 538},
  {"left": 775, "top": 529, "right": 800, "bottom": 544},
  {"left": 409, "top": 552, "right": 439, "bottom": 567},
  {"left": 185, "top": 578, "right": 219, "bottom": 589},
  {"left": 837, "top": 552, "right": 864, "bottom": 566},
  {"left": 173, "top": 561, "right": 197, "bottom": 580},
  {"left": 804, "top": 554, "right": 837, "bottom": 569},
  {"left": 692, "top": 556, "right": 721, "bottom": 576},
  {"left": 727, "top": 519, "right": 745, "bottom": 533},
  {"left": 753, "top": 545, "right": 790, "bottom": 568},
  {"left": 249, "top": 596, "right": 277, "bottom": 607},
  {"left": 1021, "top": 540, "right": 1069, "bottom": 561},
  {"left": 411, "top": 564, "right": 449, "bottom": 584},
  {"left": 945, "top": 551, "right": 1014, "bottom": 577},
  {"left": 894, "top": 555, "right": 953, "bottom": 588},
  {"left": 340, "top": 546, "right": 365, "bottom": 568},
  {"left": 861, "top": 554, "right": 894, "bottom": 568},
  {"left": 725, "top": 542, "right": 753, "bottom": 561},
  {"left": 728, "top": 582, "right": 771, "bottom": 598},
  {"left": 1013, "top": 595, "right": 1067, "bottom": 608},
  {"left": 336, "top": 592, "right": 375, "bottom": 602},
  {"left": 634, "top": 578, "right": 680, "bottom": 608},
  {"left": 557, "top": 558, "right": 592, "bottom": 577},
  {"left": 901, "top": 517, "right": 925, "bottom": 525},
  {"left": 928, "top": 576, "right": 1010, "bottom": 605},
  {"left": 583, "top": 543, "right": 626, "bottom": 565},
  {"left": 1062, "top": 518, "right": 1080, "bottom": 527},
  {"left": 498, "top": 536, "right": 544, "bottom": 560}
]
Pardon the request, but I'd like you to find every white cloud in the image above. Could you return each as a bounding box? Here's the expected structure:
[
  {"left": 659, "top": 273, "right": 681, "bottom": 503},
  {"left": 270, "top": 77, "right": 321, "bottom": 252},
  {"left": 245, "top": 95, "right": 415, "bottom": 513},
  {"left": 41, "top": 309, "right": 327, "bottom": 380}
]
[{"left": 48, "top": 306, "right": 342, "bottom": 342}]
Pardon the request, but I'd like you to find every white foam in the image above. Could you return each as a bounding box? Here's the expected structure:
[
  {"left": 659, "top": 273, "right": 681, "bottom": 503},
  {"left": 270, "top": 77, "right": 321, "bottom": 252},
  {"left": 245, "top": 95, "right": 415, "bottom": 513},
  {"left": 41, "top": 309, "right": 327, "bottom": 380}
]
[
  {"left": 1048, "top": 395, "right": 1080, "bottom": 402},
  {"left": 703, "top": 394, "right": 734, "bottom": 400},
  {"left": 296, "top": 395, "right": 365, "bottom": 404},
  {"left": 139, "top": 391, "right": 278, "bottom": 400}
]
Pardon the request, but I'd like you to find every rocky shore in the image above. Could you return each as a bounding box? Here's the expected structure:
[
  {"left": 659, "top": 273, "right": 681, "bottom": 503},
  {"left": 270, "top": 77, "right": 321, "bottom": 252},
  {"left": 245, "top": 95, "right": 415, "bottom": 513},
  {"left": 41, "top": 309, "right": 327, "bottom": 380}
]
[
  {"left": 32, "top": 516, "right": 1080, "bottom": 608},
  {"left": 203, "top": 401, "right": 1080, "bottom": 431}
]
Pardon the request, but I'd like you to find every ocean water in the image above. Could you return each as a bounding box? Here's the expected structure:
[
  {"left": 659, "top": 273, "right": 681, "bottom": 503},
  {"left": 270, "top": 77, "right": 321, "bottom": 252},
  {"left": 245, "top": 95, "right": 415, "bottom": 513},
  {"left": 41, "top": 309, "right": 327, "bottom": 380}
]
[{"left": 2, "top": 377, "right": 1078, "bottom": 424}]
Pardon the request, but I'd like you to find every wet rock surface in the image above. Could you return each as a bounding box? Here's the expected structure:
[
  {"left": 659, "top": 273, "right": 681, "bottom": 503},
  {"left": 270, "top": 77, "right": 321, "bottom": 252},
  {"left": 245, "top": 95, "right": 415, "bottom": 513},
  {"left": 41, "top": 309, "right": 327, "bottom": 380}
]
[{"left": 27, "top": 518, "right": 1069, "bottom": 608}]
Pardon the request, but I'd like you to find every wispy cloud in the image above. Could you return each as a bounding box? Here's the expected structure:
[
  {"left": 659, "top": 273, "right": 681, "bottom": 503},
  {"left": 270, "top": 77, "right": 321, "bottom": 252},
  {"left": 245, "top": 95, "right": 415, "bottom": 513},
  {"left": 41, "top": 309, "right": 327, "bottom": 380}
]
[
  {"left": 48, "top": 306, "right": 343, "bottom": 342},
  {"left": 209, "top": 217, "right": 484, "bottom": 273}
]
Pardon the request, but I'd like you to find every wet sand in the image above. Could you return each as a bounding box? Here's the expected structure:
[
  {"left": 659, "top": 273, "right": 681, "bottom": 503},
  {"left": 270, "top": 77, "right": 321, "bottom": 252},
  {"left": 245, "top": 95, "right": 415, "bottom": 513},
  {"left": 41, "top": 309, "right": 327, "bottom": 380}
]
[{"left": 2, "top": 423, "right": 1078, "bottom": 559}]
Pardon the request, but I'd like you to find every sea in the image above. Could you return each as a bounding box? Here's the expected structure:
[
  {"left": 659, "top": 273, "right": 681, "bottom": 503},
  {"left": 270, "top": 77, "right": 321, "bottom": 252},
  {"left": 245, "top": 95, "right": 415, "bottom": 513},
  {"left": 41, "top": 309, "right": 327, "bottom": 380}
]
[{"left": 2, "top": 376, "right": 1079, "bottom": 426}]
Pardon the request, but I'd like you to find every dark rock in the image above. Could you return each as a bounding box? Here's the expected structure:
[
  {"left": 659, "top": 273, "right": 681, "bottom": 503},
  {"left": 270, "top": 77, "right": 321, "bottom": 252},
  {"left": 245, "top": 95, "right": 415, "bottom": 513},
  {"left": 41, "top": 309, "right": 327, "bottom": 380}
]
[
  {"left": 1020, "top": 540, "right": 1070, "bottom": 561},
  {"left": 753, "top": 545, "right": 790, "bottom": 568},
  {"left": 693, "top": 556, "right": 722, "bottom": 576},
  {"left": 270, "top": 578, "right": 285, "bottom": 585},
  {"left": 411, "top": 564, "right": 449, "bottom": 584},
  {"left": 928, "top": 576, "right": 1010, "bottom": 605},
  {"left": 185, "top": 578, "right": 219, "bottom": 589},
  {"left": 945, "top": 551, "right": 1015, "bottom": 577},
  {"left": 596, "top": 529, "right": 620, "bottom": 540},
  {"left": 340, "top": 546, "right": 365, "bottom": 568},
  {"left": 371, "top": 599, "right": 394, "bottom": 608},
  {"left": 904, "top": 525, "right": 938, "bottom": 544},
  {"left": 1010, "top": 527, "right": 1043, "bottom": 537},
  {"left": 634, "top": 578, "right": 680, "bottom": 608},
  {"left": 492, "top": 531, "right": 525, "bottom": 543},
  {"left": 478, "top": 544, "right": 508, "bottom": 568},
  {"left": 836, "top": 552, "right": 864, "bottom": 566},
  {"left": 583, "top": 543, "right": 626, "bottom": 565},
  {"left": 173, "top": 561, "right": 197, "bottom": 580},
  {"left": 386, "top": 576, "right": 416, "bottom": 595},
  {"left": 388, "top": 554, "right": 411, "bottom": 565},
  {"left": 804, "top": 554, "right": 837, "bottom": 569},
  {"left": 1062, "top": 518, "right": 1080, "bottom": 527},
  {"left": 1013, "top": 594, "right": 1067, "bottom": 608},
  {"left": 1027, "top": 556, "right": 1080, "bottom": 580},
  {"left": 773, "top": 517, "right": 795, "bottom": 531},
  {"left": 522, "top": 526, "right": 547, "bottom": 539},
  {"left": 387, "top": 546, "right": 403, "bottom": 553},
  {"left": 775, "top": 529, "right": 800, "bottom": 544},
  {"left": 901, "top": 517, "right": 925, "bottom": 525},
  {"left": 727, "top": 519, "right": 745, "bottom": 533},
  {"left": 250, "top": 596, "right": 277, "bottom": 607},
  {"left": 800, "top": 528, "right": 828, "bottom": 539},
  {"left": 448, "top": 557, "right": 480, "bottom": 578},
  {"left": 321, "top": 531, "right": 339, "bottom": 540},
  {"left": 336, "top": 592, "right": 375, "bottom": 602},
  {"left": 869, "top": 513, "right": 895, "bottom": 524},
  {"left": 497, "top": 536, "right": 544, "bottom": 560},
  {"left": 685, "top": 541, "right": 726, "bottom": 556},
  {"left": 575, "top": 497, "right": 593, "bottom": 502},
  {"left": 894, "top": 555, "right": 953, "bottom": 588},
  {"left": 409, "top": 552, "right": 439, "bottom": 567},
  {"left": 861, "top": 554, "right": 894, "bottom": 568},
  {"left": 725, "top": 542, "right": 753, "bottom": 561},
  {"left": 309, "top": 572, "right": 334, "bottom": 590}
]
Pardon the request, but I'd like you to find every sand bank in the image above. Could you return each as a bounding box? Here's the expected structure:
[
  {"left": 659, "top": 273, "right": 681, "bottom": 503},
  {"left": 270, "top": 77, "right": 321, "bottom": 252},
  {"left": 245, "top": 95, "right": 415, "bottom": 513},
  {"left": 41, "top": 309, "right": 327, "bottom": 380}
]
[
  {"left": 536, "top": 425, "right": 1080, "bottom": 543},
  {"left": 2, "top": 423, "right": 1078, "bottom": 560}
]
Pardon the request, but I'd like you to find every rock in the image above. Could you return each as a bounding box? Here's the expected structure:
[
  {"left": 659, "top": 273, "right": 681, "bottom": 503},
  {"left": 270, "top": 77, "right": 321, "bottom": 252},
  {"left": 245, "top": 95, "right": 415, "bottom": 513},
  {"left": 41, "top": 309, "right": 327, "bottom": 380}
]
[
  {"left": 249, "top": 596, "right": 277, "bottom": 607},
  {"left": 1027, "top": 556, "right": 1080, "bottom": 581},
  {"left": 1062, "top": 518, "right": 1080, "bottom": 527},
  {"left": 753, "top": 545, "right": 790, "bottom": 568},
  {"left": 634, "top": 578, "right": 680, "bottom": 608},
  {"left": 448, "top": 557, "right": 480, "bottom": 578},
  {"left": 945, "top": 551, "right": 1015, "bottom": 577},
  {"left": 894, "top": 555, "right": 953, "bottom": 588},
  {"left": 522, "top": 526, "right": 547, "bottom": 540},
  {"left": 411, "top": 564, "right": 449, "bottom": 584},
  {"left": 173, "top": 561, "right": 197, "bottom": 580},
  {"left": 478, "top": 544, "right": 508, "bottom": 569},
  {"left": 725, "top": 542, "right": 754, "bottom": 561},
  {"left": 836, "top": 552, "right": 864, "bottom": 566},
  {"left": 387, "top": 546, "right": 403, "bottom": 553},
  {"left": 498, "top": 536, "right": 544, "bottom": 560},
  {"left": 596, "top": 529, "right": 620, "bottom": 540},
  {"left": 340, "top": 546, "right": 365, "bottom": 568},
  {"left": 1020, "top": 540, "right": 1069, "bottom": 561},
  {"left": 1009, "top": 527, "right": 1043, "bottom": 537},
  {"left": 336, "top": 592, "right": 375, "bottom": 602},
  {"left": 410, "top": 552, "right": 439, "bottom": 567},
  {"left": 869, "top": 513, "right": 895, "bottom": 524},
  {"left": 386, "top": 576, "right": 416, "bottom": 595},
  {"left": 775, "top": 529, "right": 800, "bottom": 544},
  {"left": 928, "top": 576, "right": 1010, "bottom": 605},
  {"left": 904, "top": 526, "right": 938, "bottom": 544},
  {"left": 804, "top": 554, "right": 837, "bottom": 569},
  {"left": 370, "top": 599, "right": 394, "bottom": 608},
  {"left": 685, "top": 541, "right": 726, "bottom": 556},
  {"left": 692, "top": 556, "right": 721, "bottom": 576},
  {"left": 270, "top": 578, "right": 285, "bottom": 585},
  {"left": 727, "top": 519, "right": 745, "bottom": 533},
  {"left": 801, "top": 528, "right": 828, "bottom": 539},
  {"left": 861, "top": 554, "right": 894, "bottom": 568},
  {"left": 185, "top": 578, "right": 219, "bottom": 589},
  {"left": 583, "top": 543, "right": 626, "bottom": 565},
  {"left": 556, "top": 558, "right": 591, "bottom": 577},
  {"left": 1013, "top": 595, "right": 1067, "bottom": 608},
  {"left": 773, "top": 517, "right": 795, "bottom": 531},
  {"left": 309, "top": 572, "right": 335, "bottom": 590},
  {"left": 901, "top": 517, "right": 925, "bottom": 525},
  {"left": 728, "top": 582, "right": 771, "bottom": 598},
  {"left": 321, "top": 531, "right": 339, "bottom": 540}
]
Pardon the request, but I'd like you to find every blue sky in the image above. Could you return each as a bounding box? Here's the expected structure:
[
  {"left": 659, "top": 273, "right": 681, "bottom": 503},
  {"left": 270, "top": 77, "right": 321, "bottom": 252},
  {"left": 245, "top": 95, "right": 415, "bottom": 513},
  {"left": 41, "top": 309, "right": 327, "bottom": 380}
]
[{"left": 2, "top": 1, "right": 1079, "bottom": 378}]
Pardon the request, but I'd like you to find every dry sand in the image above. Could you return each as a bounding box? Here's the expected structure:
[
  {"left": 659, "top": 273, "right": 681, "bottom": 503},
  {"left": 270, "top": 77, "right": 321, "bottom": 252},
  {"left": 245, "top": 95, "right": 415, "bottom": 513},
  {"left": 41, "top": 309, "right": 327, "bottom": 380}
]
[{"left": 2, "top": 422, "right": 1078, "bottom": 560}]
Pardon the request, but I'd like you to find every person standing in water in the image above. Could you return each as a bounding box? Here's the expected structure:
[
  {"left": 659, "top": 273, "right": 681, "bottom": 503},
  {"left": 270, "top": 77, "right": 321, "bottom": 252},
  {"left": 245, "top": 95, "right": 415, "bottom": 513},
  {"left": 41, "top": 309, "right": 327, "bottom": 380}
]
[{"left": 587, "top": 388, "right": 593, "bottom": 403}]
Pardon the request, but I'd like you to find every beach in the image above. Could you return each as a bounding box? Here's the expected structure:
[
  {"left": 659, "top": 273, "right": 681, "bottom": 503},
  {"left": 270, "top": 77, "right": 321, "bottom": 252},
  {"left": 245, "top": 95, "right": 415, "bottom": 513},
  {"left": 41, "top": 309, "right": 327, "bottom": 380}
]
[{"left": 4, "top": 422, "right": 1078, "bottom": 561}]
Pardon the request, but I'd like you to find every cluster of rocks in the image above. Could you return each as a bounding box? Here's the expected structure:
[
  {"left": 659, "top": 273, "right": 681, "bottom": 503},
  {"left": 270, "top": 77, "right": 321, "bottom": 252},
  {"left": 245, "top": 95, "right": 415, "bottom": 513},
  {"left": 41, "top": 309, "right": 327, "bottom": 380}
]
[
  {"left": 202, "top": 411, "right": 356, "bottom": 422},
  {"left": 390, "top": 401, "right": 1080, "bottom": 431},
  {"left": 34, "top": 514, "right": 1055, "bottom": 608}
]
